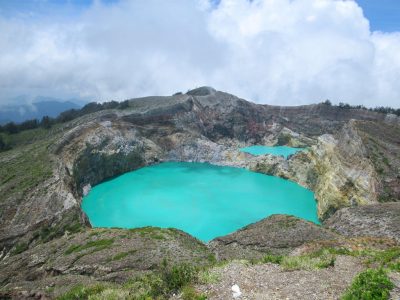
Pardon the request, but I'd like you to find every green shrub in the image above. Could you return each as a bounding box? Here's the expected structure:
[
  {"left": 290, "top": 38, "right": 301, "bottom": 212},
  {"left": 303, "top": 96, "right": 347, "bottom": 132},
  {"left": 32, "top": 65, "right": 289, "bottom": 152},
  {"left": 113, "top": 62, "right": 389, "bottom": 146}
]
[
  {"left": 163, "top": 263, "right": 199, "bottom": 292},
  {"left": 365, "top": 248, "right": 400, "bottom": 268},
  {"left": 262, "top": 254, "right": 283, "bottom": 264},
  {"left": 341, "top": 269, "right": 394, "bottom": 300},
  {"left": 281, "top": 252, "right": 335, "bottom": 271},
  {"left": 64, "top": 239, "right": 114, "bottom": 255},
  {"left": 57, "top": 284, "right": 107, "bottom": 300},
  {"left": 11, "top": 242, "right": 29, "bottom": 255},
  {"left": 198, "top": 270, "right": 220, "bottom": 284},
  {"left": 388, "top": 262, "right": 400, "bottom": 271},
  {"left": 39, "top": 222, "right": 82, "bottom": 243},
  {"left": 60, "top": 261, "right": 200, "bottom": 300},
  {"left": 181, "top": 285, "right": 207, "bottom": 300},
  {"left": 87, "top": 288, "right": 130, "bottom": 300},
  {"left": 277, "top": 133, "right": 291, "bottom": 146},
  {"left": 109, "top": 250, "right": 137, "bottom": 261}
]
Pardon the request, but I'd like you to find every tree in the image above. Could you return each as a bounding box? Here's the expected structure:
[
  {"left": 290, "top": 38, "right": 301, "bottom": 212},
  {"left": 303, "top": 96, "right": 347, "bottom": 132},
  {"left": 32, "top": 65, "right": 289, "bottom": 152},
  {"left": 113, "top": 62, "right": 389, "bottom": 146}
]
[
  {"left": 4, "top": 122, "right": 19, "bottom": 134},
  {"left": 102, "top": 100, "right": 119, "bottom": 109},
  {"left": 118, "top": 100, "right": 130, "bottom": 110},
  {"left": 339, "top": 102, "right": 351, "bottom": 109},
  {"left": 57, "top": 109, "right": 79, "bottom": 123},
  {"left": 322, "top": 99, "right": 332, "bottom": 106},
  {"left": 0, "top": 135, "right": 10, "bottom": 152},
  {"left": 40, "top": 116, "right": 52, "bottom": 129},
  {"left": 81, "top": 102, "right": 102, "bottom": 114},
  {"left": 20, "top": 119, "right": 39, "bottom": 131}
]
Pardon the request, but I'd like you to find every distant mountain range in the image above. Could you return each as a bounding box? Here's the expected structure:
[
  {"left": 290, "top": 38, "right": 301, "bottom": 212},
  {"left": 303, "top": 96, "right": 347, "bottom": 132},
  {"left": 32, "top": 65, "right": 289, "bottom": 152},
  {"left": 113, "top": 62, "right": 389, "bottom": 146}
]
[{"left": 0, "top": 97, "right": 83, "bottom": 124}]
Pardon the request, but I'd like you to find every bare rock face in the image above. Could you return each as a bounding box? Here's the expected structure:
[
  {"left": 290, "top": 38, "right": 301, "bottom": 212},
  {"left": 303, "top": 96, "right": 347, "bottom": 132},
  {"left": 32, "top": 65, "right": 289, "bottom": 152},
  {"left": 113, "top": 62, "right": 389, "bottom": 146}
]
[
  {"left": 209, "top": 215, "right": 339, "bottom": 260},
  {"left": 324, "top": 202, "right": 400, "bottom": 242},
  {"left": 308, "top": 121, "right": 379, "bottom": 219}
]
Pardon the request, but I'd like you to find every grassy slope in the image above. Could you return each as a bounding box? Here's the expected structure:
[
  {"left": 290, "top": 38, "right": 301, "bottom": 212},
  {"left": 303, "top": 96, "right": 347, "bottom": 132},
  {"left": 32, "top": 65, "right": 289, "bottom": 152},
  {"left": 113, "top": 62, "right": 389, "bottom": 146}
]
[{"left": 0, "top": 127, "right": 61, "bottom": 204}]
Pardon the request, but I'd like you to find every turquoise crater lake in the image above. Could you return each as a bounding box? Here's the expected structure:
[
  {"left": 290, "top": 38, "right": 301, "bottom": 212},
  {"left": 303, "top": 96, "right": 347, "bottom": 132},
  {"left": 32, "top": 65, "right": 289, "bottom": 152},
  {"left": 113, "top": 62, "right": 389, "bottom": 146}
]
[
  {"left": 82, "top": 162, "right": 319, "bottom": 242},
  {"left": 240, "top": 145, "right": 305, "bottom": 158}
]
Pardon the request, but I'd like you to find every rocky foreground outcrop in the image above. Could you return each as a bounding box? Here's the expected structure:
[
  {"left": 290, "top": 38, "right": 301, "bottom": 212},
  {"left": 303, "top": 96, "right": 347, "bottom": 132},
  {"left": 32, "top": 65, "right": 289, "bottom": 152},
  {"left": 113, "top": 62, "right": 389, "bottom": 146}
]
[
  {"left": 209, "top": 215, "right": 339, "bottom": 260},
  {"left": 0, "top": 227, "right": 213, "bottom": 298},
  {"left": 325, "top": 202, "right": 400, "bottom": 243},
  {"left": 1, "top": 214, "right": 398, "bottom": 298}
]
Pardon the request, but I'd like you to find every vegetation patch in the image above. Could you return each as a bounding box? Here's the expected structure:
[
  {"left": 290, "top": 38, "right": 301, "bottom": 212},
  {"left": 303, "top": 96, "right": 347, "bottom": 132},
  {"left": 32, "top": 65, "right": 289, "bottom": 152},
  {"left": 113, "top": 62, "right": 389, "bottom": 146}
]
[
  {"left": 108, "top": 250, "right": 137, "bottom": 262},
  {"left": 275, "top": 217, "right": 299, "bottom": 229},
  {"left": 280, "top": 253, "right": 335, "bottom": 271},
  {"left": 38, "top": 221, "right": 82, "bottom": 243},
  {"left": 262, "top": 254, "right": 283, "bottom": 264},
  {"left": 11, "top": 241, "right": 29, "bottom": 255},
  {"left": 341, "top": 269, "right": 394, "bottom": 300},
  {"left": 277, "top": 133, "right": 291, "bottom": 146},
  {"left": 181, "top": 285, "right": 207, "bottom": 300},
  {"left": 58, "top": 260, "right": 201, "bottom": 300},
  {"left": 57, "top": 284, "right": 108, "bottom": 300},
  {"left": 64, "top": 239, "right": 114, "bottom": 255},
  {"left": 260, "top": 249, "right": 335, "bottom": 270},
  {"left": 0, "top": 142, "right": 53, "bottom": 203},
  {"left": 198, "top": 269, "right": 221, "bottom": 284},
  {"left": 129, "top": 227, "right": 167, "bottom": 240}
]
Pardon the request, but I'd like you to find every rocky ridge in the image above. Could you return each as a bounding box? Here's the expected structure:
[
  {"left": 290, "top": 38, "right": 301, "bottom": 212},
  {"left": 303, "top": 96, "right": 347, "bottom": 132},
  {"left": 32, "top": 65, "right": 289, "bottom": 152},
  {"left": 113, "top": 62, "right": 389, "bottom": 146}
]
[{"left": 0, "top": 87, "right": 399, "bottom": 298}]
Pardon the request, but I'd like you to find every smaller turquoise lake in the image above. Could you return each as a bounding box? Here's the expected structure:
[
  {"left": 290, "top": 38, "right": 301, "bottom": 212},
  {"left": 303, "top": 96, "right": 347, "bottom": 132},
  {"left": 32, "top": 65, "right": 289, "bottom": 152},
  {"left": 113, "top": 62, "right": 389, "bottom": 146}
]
[
  {"left": 82, "top": 162, "right": 319, "bottom": 242},
  {"left": 240, "top": 145, "right": 305, "bottom": 158}
]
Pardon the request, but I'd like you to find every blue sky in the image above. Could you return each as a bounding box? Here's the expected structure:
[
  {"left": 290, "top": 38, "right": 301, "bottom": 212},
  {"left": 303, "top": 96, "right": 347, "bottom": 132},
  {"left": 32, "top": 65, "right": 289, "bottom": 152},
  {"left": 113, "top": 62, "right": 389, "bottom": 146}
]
[
  {"left": 0, "top": 0, "right": 399, "bottom": 32},
  {"left": 0, "top": 0, "right": 399, "bottom": 107},
  {"left": 357, "top": 0, "right": 400, "bottom": 32}
]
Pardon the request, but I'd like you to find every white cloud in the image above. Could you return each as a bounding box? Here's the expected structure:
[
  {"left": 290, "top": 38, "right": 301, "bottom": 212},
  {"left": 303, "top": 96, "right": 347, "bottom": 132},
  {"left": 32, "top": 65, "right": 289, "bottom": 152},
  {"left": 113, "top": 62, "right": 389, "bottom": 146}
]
[{"left": 0, "top": 0, "right": 399, "bottom": 107}]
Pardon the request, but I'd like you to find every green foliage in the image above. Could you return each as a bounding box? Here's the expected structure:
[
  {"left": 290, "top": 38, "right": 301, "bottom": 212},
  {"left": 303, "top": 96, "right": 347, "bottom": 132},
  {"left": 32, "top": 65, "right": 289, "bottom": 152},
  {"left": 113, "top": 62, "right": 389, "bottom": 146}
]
[
  {"left": 11, "top": 241, "right": 29, "bottom": 255},
  {"left": 262, "top": 254, "right": 283, "bottom": 264},
  {"left": 277, "top": 133, "right": 291, "bottom": 146},
  {"left": 0, "top": 135, "right": 11, "bottom": 152},
  {"left": 129, "top": 227, "right": 166, "bottom": 240},
  {"left": 319, "top": 101, "right": 400, "bottom": 116},
  {"left": 64, "top": 239, "right": 114, "bottom": 255},
  {"left": 163, "top": 263, "right": 199, "bottom": 293},
  {"left": 341, "top": 269, "right": 394, "bottom": 300},
  {"left": 0, "top": 99, "right": 132, "bottom": 136},
  {"left": 57, "top": 284, "right": 107, "bottom": 300},
  {"left": 0, "top": 141, "right": 53, "bottom": 203},
  {"left": 181, "top": 285, "right": 207, "bottom": 300},
  {"left": 322, "top": 99, "right": 332, "bottom": 106},
  {"left": 364, "top": 247, "right": 400, "bottom": 269},
  {"left": 388, "top": 262, "right": 400, "bottom": 271},
  {"left": 40, "top": 116, "right": 53, "bottom": 129},
  {"left": 118, "top": 100, "right": 130, "bottom": 110},
  {"left": 339, "top": 102, "right": 351, "bottom": 109},
  {"left": 39, "top": 222, "right": 82, "bottom": 243},
  {"left": 207, "top": 253, "right": 217, "bottom": 264},
  {"left": 198, "top": 270, "right": 221, "bottom": 284},
  {"left": 59, "top": 260, "right": 202, "bottom": 300},
  {"left": 280, "top": 253, "right": 335, "bottom": 271},
  {"left": 260, "top": 249, "right": 335, "bottom": 270},
  {"left": 109, "top": 250, "right": 137, "bottom": 261},
  {"left": 127, "top": 261, "right": 200, "bottom": 298},
  {"left": 3, "top": 122, "right": 19, "bottom": 134},
  {"left": 87, "top": 289, "right": 131, "bottom": 300}
]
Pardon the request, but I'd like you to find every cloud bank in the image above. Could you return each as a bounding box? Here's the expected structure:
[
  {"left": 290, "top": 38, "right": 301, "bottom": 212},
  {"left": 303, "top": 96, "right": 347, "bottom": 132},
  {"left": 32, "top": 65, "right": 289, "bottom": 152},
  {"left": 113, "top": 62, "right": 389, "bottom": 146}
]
[{"left": 0, "top": 0, "right": 399, "bottom": 107}]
